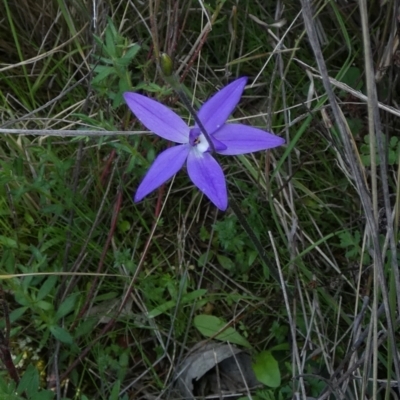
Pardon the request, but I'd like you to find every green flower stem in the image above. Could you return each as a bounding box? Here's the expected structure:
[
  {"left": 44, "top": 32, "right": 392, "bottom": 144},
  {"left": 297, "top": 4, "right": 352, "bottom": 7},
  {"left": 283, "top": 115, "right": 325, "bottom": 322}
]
[
  {"left": 229, "top": 196, "right": 282, "bottom": 286},
  {"left": 160, "top": 55, "right": 216, "bottom": 153},
  {"left": 160, "top": 57, "right": 282, "bottom": 286}
]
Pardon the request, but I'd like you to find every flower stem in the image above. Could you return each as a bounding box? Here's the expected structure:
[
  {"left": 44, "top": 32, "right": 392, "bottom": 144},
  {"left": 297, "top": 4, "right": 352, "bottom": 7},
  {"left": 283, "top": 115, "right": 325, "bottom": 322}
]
[
  {"left": 229, "top": 196, "right": 283, "bottom": 286},
  {"left": 160, "top": 55, "right": 285, "bottom": 289},
  {"left": 160, "top": 55, "right": 216, "bottom": 153}
]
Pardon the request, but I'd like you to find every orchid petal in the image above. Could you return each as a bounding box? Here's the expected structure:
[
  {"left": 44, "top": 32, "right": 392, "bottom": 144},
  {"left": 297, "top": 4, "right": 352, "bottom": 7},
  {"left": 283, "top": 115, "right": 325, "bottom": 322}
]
[
  {"left": 210, "top": 136, "right": 227, "bottom": 152},
  {"left": 134, "top": 145, "right": 190, "bottom": 202},
  {"left": 213, "top": 124, "right": 285, "bottom": 155},
  {"left": 197, "top": 77, "right": 247, "bottom": 135},
  {"left": 187, "top": 151, "right": 227, "bottom": 210},
  {"left": 124, "top": 92, "right": 189, "bottom": 143}
]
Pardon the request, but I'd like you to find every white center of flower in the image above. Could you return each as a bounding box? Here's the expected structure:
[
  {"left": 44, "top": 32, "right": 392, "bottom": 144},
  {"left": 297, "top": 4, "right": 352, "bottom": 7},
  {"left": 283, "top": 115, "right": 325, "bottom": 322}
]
[{"left": 195, "top": 133, "right": 209, "bottom": 153}]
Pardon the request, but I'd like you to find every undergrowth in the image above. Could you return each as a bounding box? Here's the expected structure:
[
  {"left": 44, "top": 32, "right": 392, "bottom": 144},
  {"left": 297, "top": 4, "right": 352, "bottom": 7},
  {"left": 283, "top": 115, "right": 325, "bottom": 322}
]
[{"left": 0, "top": 0, "right": 399, "bottom": 399}]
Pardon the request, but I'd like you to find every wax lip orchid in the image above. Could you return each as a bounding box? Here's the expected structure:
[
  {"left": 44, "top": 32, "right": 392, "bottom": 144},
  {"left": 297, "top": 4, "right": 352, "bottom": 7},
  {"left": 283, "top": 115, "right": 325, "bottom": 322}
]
[{"left": 123, "top": 77, "right": 285, "bottom": 211}]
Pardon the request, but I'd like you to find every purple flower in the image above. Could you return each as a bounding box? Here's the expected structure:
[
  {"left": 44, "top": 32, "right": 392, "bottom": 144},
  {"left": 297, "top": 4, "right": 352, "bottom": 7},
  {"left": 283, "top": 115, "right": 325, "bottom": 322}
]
[{"left": 123, "top": 77, "right": 285, "bottom": 211}]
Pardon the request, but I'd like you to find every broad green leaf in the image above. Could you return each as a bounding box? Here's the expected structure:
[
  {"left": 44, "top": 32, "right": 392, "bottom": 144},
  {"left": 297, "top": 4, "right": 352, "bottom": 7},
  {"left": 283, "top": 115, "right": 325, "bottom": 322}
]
[
  {"left": 216, "top": 254, "right": 235, "bottom": 271},
  {"left": 198, "top": 251, "right": 214, "bottom": 267},
  {"left": 252, "top": 351, "right": 281, "bottom": 388},
  {"left": 49, "top": 325, "right": 73, "bottom": 344},
  {"left": 116, "top": 44, "right": 141, "bottom": 67},
  {"left": 237, "top": 397, "right": 261, "bottom": 400},
  {"left": 55, "top": 293, "right": 79, "bottom": 320},
  {"left": 32, "top": 390, "right": 55, "bottom": 400},
  {"left": 0, "top": 236, "right": 17, "bottom": 249},
  {"left": 1, "top": 395, "right": 24, "bottom": 400},
  {"left": 92, "top": 66, "right": 115, "bottom": 84},
  {"left": 36, "top": 301, "right": 53, "bottom": 311},
  {"left": 74, "top": 319, "right": 97, "bottom": 338},
  {"left": 17, "top": 364, "right": 39, "bottom": 395},
  {"left": 9, "top": 306, "right": 28, "bottom": 322},
  {"left": 109, "top": 380, "right": 121, "bottom": 400},
  {"left": 93, "top": 34, "right": 104, "bottom": 48},
  {"left": 0, "top": 376, "right": 16, "bottom": 394},
  {"left": 37, "top": 276, "right": 57, "bottom": 301},
  {"left": 105, "top": 23, "right": 116, "bottom": 58},
  {"left": 14, "top": 292, "right": 29, "bottom": 307},
  {"left": 194, "top": 315, "right": 251, "bottom": 348}
]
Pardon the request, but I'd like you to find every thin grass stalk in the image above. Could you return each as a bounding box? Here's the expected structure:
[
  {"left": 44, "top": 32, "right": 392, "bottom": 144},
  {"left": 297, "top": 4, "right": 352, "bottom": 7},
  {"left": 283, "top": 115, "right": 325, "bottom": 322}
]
[
  {"left": 53, "top": 141, "right": 84, "bottom": 400},
  {"left": 358, "top": 1, "right": 378, "bottom": 223},
  {"left": 229, "top": 197, "right": 282, "bottom": 285},
  {"left": 168, "top": 210, "right": 219, "bottom": 400},
  {"left": 0, "top": 129, "right": 144, "bottom": 136},
  {"left": 294, "top": 59, "right": 400, "bottom": 119},
  {"left": 55, "top": 0, "right": 87, "bottom": 65},
  {"left": 1, "top": 66, "right": 89, "bottom": 129},
  {"left": 149, "top": 0, "right": 161, "bottom": 62},
  {"left": 359, "top": 1, "right": 400, "bottom": 396},
  {"left": 373, "top": 2, "right": 400, "bottom": 329},
  {"left": 360, "top": 0, "right": 400, "bottom": 315},
  {"left": 2, "top": 0, "right": 34, "bottom": 106},
  {"left": 60, "top": 179, "right": 170, "bottom": 385},
  {"left": 68, "top": 156, "right": 122, "bottom": 330},
  {"left": 300, "top": 0, "right": 400, "bottom": 394},
  {"left": 396, "top": 161, "right": 400, "bottom": 237},
  {"left": 274, "top": 2, "right": 304, "bottom": 395},
  {"left": 269, "top": 231, "right": 306, "bottom": 399},
  {"left": 357, "top": 2, "right": 379, "bottom": 395}
]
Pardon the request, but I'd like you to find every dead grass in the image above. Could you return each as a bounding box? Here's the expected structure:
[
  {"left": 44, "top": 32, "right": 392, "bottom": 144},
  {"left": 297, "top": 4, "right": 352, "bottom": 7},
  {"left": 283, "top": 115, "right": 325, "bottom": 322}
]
[{"left": 0, "top": 0, "right": 399, "bottom": 399}]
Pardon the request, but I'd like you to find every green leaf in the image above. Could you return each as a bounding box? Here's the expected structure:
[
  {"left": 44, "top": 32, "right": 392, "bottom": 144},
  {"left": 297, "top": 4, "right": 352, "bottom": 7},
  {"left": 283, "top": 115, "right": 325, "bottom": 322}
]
[
  {"left": 216, "top": 254, "right": 235, "bottom": 271},
  {"left": 252, "top": 351, "right": 281, "bottom": 388},
  {"left": 37, "top": 276, "right": 57, "bottom": 301},
  {"left": 118, "top": 220, "right": 131, "bottom": 233},
  {"left": 41, "top": 204, "right": 64, "bottom": 215},
  {"left": 92, "top": 66, "right": 115, "bottom": 84},
  {"left": 36, "top": 301, "right": 54, "bottom": 311},
  {"left": 93, "top": 34, "right": 104, "bottom": 48},
  {"left": 149, "top": 289, "right": 207, "bottom": 318},
  {"left": 105, "top": 23, "right": 116, "bottom": 58},
  {"left": 237, "top": 397, "right": 261, "bottom": 400},
  {"left": 109, "top": 380, "right": 121, "bottom": 400},
  {"left": 14, "top": 292, "right": 29, "bottom": 307},
  {"left": 49, "top": 325, "right": 73, "bottom": 344},
  {"left": 0, "top": 235, "right": 17, "bottom": 249},
  {"left": 55, "top": 293, "right": 79, "bottom": 321},
  {"left": 17, "top": 364, "right": 39, "bottom": 395},
  {"left": 74, "top": 318, "right": 97, "bottom": 338},
  {"left": 194, "top": 315, "right": 251, "bottom": 348},
  {"left": 0, "top": 376, "right": 16, "bottom": 395},
  {"left": 268, "top": 343, "right": 290, "bottom": 352},
  {"left": 116, "top": 43, "right": 141, "bottom": 67},
  {"left": 9, "top": 306, "right": 28, "bottom": 323},
  {"left": 31, "top": 390, "right": 55, "bottom": 400},
  {"left": 340, "top": 66, "right": 363, "bottom": 90},
  {"left": 198, "top": 251, "right": 214, "bottom": 267}
]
